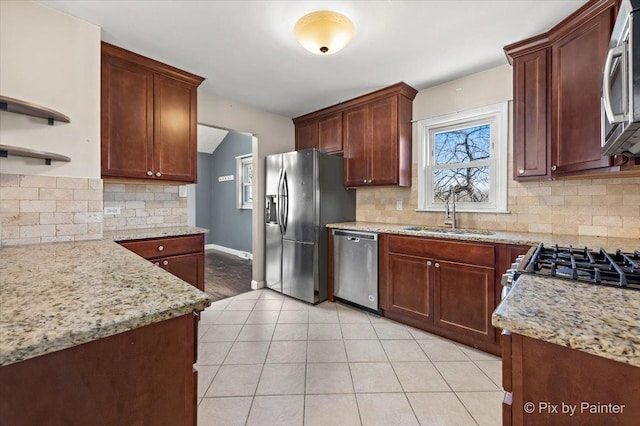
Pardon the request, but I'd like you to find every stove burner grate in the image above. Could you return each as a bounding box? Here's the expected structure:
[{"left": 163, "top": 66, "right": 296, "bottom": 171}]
[{"left": 523, "top": 244, "right": 640, "bottom": 290}]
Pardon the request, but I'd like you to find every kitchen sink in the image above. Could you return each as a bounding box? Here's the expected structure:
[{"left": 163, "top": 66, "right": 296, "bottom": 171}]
[{"left": 401, "top": 226, "right": 495, "bottom": 235}]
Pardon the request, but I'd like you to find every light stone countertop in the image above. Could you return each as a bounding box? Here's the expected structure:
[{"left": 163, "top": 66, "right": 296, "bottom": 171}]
[
  {"left": 493, "top": 274, "right": 640, "bottom": 367},
  {"left": 326, "top": 221, "right": 640, "bottom": 251},
  {"left": 103, "top": 226, "right": 208, "bottom": 242},
  {"left": 0, "top": 239, "right": 210, "bottom": 366}
]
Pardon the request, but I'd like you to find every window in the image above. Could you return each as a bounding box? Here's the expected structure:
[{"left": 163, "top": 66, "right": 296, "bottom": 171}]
[
  {"left": 417, "top": 102, "right": 508, "bottom": 213},
  {"left": 236, "top": 154, "right": 253, "bottom": 209}
]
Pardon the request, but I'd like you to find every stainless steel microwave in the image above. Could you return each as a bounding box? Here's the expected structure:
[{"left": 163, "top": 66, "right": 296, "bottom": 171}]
[{"left": 602, "top": 0, "right": 640, "bottom": 156}]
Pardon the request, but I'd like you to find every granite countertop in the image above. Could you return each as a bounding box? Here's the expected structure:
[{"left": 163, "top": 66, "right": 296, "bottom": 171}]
[
  {"left": 104, "top": 226, "right": 208, "bottom": 242},
  {"left": 327, "top": 221, "right": 639, "bottom": 251},
  {"left": 493, "top": 274, "right": 640, "bottom": 367},
  {"left": 0, "top": 239, "right": 210, "bottom": 367}
]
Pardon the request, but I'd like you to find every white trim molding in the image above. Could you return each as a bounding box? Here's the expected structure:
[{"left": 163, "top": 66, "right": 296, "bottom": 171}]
[
  {"left": 251, "top": 280, "right": 265, "bottom": 290},
  {"left": 205, "top": 243, "right": 253, "bottom": 260},
  {"left": 417, "top": 101, "right": 509, "bottom": 213}
]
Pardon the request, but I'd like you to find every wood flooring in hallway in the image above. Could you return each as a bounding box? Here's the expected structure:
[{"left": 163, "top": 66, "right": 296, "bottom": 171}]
[{"left": 204, "top": 249, "right": 252, "bottom": 302}]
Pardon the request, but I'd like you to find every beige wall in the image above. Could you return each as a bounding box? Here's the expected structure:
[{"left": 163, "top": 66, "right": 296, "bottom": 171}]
[
  {"left": 357, "top": 65, "right": 640, "bottom": 239},
  {"left": 0, "top": 1, "right": 101, "bottom": 178},
  {"left": 198, "top": 92, "right": 295, "bottom": 286}
]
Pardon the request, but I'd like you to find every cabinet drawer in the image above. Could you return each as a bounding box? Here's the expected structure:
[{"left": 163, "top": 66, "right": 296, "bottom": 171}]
[
  {"left": 120, "top": 234, "right": 203, "bottom": 259},
  {"left": 387, "top": 235, "right": 495, "bottom": 267}
]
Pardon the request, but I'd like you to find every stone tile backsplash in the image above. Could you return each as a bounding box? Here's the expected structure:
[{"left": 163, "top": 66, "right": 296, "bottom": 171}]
[
  {"left": 102, "top": 183, "right": 187, "bottom": 231},
  {"left": 356, "top": 165, "right": 640, "bottom": 239},
  {"left": 0, "top": 174, "right": 103, "bottom": 246}
]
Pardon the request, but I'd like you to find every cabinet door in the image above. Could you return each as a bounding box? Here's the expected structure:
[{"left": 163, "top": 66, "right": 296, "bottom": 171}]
[
  {"left": 318, "top": 112, "right": 343, "bottom": 154},
  {"left": 551, "top": 8, "right": 614, "bottom": 175},
  {"left": 101, "top": 55, "right": 154, "bottom": 179},
  {"left": 343, "top": 104, "right": 369, "bottom": 186},
  {"left": 381, "top": 253, "right": 432, "bottom": 322},
  {"left": 433, "top": 260, "right": 495, "bottom": 342},
  {"left": 154, "top": 74, "right": 198, "bottom": 182},
  {"left": 369, "top": 96, "right": 399, "bottom": 185},
  {"left": 295, "top": 120, "right": 318, "bottom": 151},
  {"left": 513, "top": 49, "right": 549, "bottom": 179},
  {"left": 162, "top": 252, "right": 204, "bottom": 291}
]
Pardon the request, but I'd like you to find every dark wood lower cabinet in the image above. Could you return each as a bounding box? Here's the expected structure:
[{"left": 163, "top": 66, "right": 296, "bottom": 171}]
[
  {"left": 0, "top": 313, "right": 198, "bottom": 425},
  {"left": 504, "top": 333, "right": 640, "bottom": 425},
  {"left": 434, "top": 260, "right": 495, "bottom": 342},
  {"left": 379, "top": 234, "right": 531, "bottom": 356},
  {"left": 383, "top": 253, "right": 432, "bottom": 322},
  {"left": 119, "top": 233, "right": 205, "bottom": 291}
]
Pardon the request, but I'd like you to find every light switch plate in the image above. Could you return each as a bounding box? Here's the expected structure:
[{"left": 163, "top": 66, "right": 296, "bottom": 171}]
[
  {"left": 178, "top": 185, "right": 187, "bottom": 197},
  {"left": 104, "top": 206, "right": 121, "bottom": 215}
]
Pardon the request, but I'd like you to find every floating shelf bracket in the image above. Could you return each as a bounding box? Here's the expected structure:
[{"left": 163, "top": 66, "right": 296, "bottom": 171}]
[
  {"left": 0, "top": 144, "right": 71, "bottom": 165},
  {"left": 0, "top": 95, "right": 70, "bottom": 125}
]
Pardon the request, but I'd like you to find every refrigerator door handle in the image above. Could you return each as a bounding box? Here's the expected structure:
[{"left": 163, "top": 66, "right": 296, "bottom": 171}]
[
  {"left": 282, "top": 171, "right": 289, "bottom": 233},
  {"left": 277, "top": 168, "right": 284, "bottom": 235}
]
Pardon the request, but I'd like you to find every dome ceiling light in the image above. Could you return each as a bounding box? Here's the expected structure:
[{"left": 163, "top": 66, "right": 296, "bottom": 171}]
[{"left": 294, "top": 10, "right": 355, "bottom": 55}]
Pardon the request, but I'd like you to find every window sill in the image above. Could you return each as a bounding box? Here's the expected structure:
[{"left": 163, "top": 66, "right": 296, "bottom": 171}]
[{"left": 415, "top": 208, "right": 511, "bottom": 214}]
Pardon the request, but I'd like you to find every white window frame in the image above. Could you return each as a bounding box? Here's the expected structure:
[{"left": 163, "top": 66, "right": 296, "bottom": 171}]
[
  {"left": 417, "top": 101, "right": 509, "bottom": 213},
  {"left": 236, "top": 154, "right": 253, "bottom": 209}
]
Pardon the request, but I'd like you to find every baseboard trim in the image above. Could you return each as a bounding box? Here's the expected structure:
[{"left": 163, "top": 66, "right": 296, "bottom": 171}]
[
  {"left": 205, "top": 244, "right": 253, "bottom": 260},
  {"left": 251, "top": 280, "right": 265, "bottom": 290}
]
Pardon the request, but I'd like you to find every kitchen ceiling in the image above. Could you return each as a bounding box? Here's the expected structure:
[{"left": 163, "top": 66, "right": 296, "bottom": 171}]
[{"left": 41, "top": 0, "right": 587, "bottom": 118}]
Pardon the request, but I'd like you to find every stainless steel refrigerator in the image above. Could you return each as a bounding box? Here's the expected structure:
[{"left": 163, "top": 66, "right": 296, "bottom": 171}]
[{"left": 265, "top": 149, "right": 356, "bottom": 304}]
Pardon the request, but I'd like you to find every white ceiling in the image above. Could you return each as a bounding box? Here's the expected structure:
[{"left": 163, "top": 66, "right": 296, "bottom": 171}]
[
  {"left": 41, "top": 0, "right": 587, "bottom": 118},
  {"left": 197, "top": 124, "right": 229, "bottom": 154}
]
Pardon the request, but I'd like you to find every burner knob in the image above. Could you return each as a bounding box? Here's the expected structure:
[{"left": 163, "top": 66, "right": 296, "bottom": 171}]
[
  {"left": 501, "top": 273, "right": 514, "bottom": 287},
  {"left": 511, "top": 262, "right": 520, "bottom": 269}
]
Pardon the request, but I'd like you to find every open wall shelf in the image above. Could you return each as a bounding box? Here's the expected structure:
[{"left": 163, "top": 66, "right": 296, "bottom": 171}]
[
  {"left": 0, "top": 144, "right": 71, "bottom": 165},
  {"left": 0, "top": 95, "right": 70, "bottom": 125}
]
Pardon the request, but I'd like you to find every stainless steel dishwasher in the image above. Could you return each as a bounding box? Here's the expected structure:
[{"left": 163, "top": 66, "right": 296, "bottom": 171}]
[{"left": 333, "top": 229, "right": 379, "bottom": 312}]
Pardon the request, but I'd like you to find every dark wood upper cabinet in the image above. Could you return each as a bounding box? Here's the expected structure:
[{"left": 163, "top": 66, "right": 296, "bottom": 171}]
[
  {"left": 101, "top": 42, "right": 204, "bottom": 183},
  {"left": 343, "top": 104, "right": 369, "bottom": 186},
  {"left": 293, "top": 82, "right": 417, "bottom": 187},
  {"left": 318, "top": 112, "right": 343, "bottom": 153},
  {"left": 295, "top": 119, "right": 318, "bottom": 151},
  {"left": 551, "top": 6, "right": 614, "bottom": 175},
  {"left": 505, "top": 0, "right": 635, "bottom": 180},
  {"left": 513, "top": 49, "right": 549, "bottom": 179}
]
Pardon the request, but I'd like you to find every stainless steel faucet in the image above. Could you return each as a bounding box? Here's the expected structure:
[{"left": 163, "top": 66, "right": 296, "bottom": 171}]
[{"left": 444, "top": 186, "right": 457, "bottom": 229}]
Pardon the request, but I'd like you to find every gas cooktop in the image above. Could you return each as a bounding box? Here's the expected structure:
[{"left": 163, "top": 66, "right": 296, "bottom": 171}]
[{"left": 520, "top": 243, "right": 640, "bottom": 290}]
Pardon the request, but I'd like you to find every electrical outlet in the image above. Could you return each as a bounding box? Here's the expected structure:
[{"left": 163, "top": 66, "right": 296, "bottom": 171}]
[
  {"left": 396, "top": 200, "right": 403, "bottom": 211},
  {"left": 179, "top": 185, "right": 187, "bottom": 197},
  {"left": 104, "top": 206, "right": 121, "bottom": 215}
]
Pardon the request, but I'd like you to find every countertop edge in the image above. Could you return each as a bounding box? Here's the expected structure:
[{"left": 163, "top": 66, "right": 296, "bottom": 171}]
[
  {"left": 104, "top": 226, "right": 209, "bottom": 242},
  {"left": 0, "top": 298, "right": 209, "bottom": 367}
]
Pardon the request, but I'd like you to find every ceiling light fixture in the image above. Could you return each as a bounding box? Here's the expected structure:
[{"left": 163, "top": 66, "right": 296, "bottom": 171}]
[{"left": 294, "top": 10, "right": 355, "bottom": 55}]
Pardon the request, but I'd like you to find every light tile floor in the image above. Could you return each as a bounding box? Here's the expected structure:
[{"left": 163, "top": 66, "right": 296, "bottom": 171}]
[{"left": 197, "top": 289, "right": 503, "bottom": 426}]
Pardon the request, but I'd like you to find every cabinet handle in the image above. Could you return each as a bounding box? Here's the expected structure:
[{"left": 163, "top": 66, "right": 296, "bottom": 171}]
[
  {"left": 551, "top": 165, "right": 557, "bottom": 171},
  {"left": 147, "top": 171, "right": 153, "bottom": 176},
  {"left": 363, "top": 179, "right": 367, "bottom": 184},
  {"left": 518, "top": 169, "right": 524, "bottom": 174},
  {"left": 427, "top": 261, "right": 432, "bottom": 266},
  {"left": 156, "top": 172, "right": 162, "bottom": 177},
  {"left": 158, "top": 245, "right": 164, "bottom": 251},
  {"left": 163, "top": 260, "right": 169, "bottom": 266},
  {"left": 435, "top": 262, "right": 440, "bottom": 268}
]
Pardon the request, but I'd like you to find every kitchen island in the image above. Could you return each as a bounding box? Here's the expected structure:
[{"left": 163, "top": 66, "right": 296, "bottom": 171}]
[
  {"left": 0, "top": 237, "right": 210, "bottom": 425},
  {"left": 493, "top": 274, "right": 640, "bottom": 425}
]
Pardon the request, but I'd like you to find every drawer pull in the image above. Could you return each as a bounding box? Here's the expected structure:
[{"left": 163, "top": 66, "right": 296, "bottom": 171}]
[
  {"left": 427, "top": 261, "right": 432, "bottom": 266},
  {"left": 146, "top": 171, "right": 153, "bottom": 176},
  {"left": 158, "top": 245, "right": 164, "bottom": 252},
  {"left": 163, "top": 260, "right": 169, "bottom": 266},
  {"left": 156, "top": 172, "right": 162, "bottom": 177},
  {"left": 435, "top": 262, "right": 440, "bottom": 268}
]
